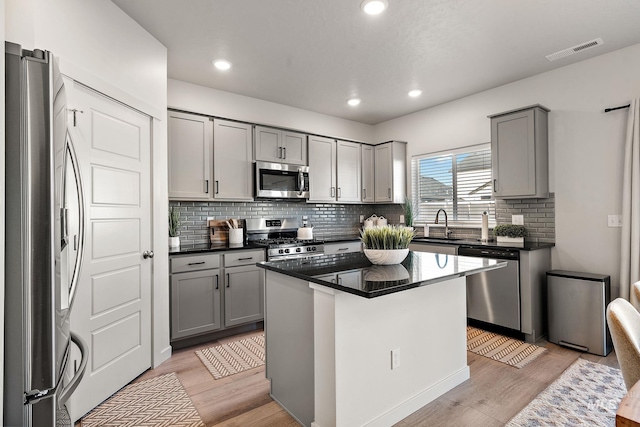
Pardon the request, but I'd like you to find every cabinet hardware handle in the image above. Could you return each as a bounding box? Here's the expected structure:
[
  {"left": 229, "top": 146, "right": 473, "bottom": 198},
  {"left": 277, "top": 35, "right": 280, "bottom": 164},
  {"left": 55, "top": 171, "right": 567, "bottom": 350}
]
[
  {"left": 205, "top": 179, "right": 209, "bottom": 194},
  {"left": 188, "top": 261, "right": 205, "bottom": 266},
  {"left": 337, "top": 248, "right": 348, "bottom": 251},
  {"left": 338, "top": 277, "right": 343, "bottom": 285},
  {"left": 226, "top": 273, "right": 230, "bottom": 287},
  {"left": 215, "top": 180, "right": 220, "bottom": 194},
  {"left": 493, "top": 179, "right": 497, "bottom": 192},
  {"left": 331, "top": 187, "right": 335, "bottom": 197},
  {"left": 338, "top": 187, "right": 342, "bottom": 198},
  {"left": 278, "top": 147, "right": 282, "bottom": 159},
  {"left": 388, "top": 188, "right": 391, "bottom": 198},
  {"left": 215, "top": 274, "right": 219, "bottom": 290},
  {"left": 237, "top": 257, "right": 253, "bottom": 261},
  {"left": 282, "top": 147, "right": 286, "bottom": 159},
  {"left": 331, "top": 278, "right": 337, "bottom": 283},
  {"left": 362, "top": 188, "right": 366, "bottom": 200}
]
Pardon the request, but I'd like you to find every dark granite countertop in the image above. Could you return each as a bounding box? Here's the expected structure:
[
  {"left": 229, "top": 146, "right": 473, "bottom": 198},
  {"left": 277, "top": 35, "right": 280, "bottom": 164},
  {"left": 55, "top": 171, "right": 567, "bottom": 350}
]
[
  {"left": 411, "top": 237, "right": 554, "bottom": 251},
  {"left": 257, "top": 251, "right": 506, "bottom": 298},
  {"left": 169, "top": 242, "right": 266, "bottom": 255}
]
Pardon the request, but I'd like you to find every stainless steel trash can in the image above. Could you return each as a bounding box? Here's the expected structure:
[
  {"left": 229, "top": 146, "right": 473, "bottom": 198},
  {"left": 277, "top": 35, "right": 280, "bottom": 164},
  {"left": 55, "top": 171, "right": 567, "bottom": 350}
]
[{"left": 547, "top": 270, "right": 612, "bottom": 356}]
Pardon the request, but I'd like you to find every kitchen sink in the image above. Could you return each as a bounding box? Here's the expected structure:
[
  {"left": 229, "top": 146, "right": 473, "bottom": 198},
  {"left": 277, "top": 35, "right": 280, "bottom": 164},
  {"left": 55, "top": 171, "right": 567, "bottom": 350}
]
[{"left": 412, "top": 237, "right": 463, "bottom": 243}]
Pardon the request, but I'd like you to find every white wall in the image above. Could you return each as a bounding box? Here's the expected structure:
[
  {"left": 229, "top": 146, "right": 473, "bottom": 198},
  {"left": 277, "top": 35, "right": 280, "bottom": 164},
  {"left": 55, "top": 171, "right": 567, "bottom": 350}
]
[
  {"left": 169, "top": 79, "right": 375, "bottom": 143},
  {"left": 374, "top": 43, "right": 640, "bottom": 297},
  {"left": 5, "top": 0, "right": 171, "bottom": 366}
]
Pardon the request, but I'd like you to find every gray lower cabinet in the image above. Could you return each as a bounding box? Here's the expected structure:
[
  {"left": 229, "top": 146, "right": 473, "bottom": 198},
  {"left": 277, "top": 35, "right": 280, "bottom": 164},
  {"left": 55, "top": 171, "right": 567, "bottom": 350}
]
[{"left": 170, "top": 249, "right": 265, "bottom": 341}]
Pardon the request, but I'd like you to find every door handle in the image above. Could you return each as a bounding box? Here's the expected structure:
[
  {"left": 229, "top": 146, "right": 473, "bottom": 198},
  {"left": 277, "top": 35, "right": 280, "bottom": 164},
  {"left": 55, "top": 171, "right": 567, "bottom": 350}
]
[
  {"left": 226, "top": 273, "right": 230, "bottom": 287},
  {"left": 493, "top": 179, "right": 497, "bottom": 192},
  {"left": 205, "top": 179, "right": 209, "bottom": 194},
  {"left": 388, "top": 188, "right": 391, "bottom": 198},
  {"left": 143, "top": 250, "right": 154, "bottom": 259},
  {"left": 278, "top": 147, "right": 282, "bottom": 159},
  {"left": 282, "top": 147, "right": 286, "bottom": 159},
  {"left": 215, "top": 274, "right": 219, "bottom": 290},
  {"left": 331, "top": 187, "right": 335, "bottom": 198},
  {"left": 362, "top": 188, "right": 366, "bottom": 200},
  {"left": 215, "top": 180, "right": 220, "bottom": 194},
  {"left": 338, "top": 187, "right": 342, "bottom": 199}
]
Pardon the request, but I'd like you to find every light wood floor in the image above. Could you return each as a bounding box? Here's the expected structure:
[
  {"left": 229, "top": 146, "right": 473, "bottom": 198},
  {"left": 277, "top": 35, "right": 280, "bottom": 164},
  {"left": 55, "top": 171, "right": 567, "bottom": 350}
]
[{"left": 93, "top": 329, "right": 620, "bottom": 427}]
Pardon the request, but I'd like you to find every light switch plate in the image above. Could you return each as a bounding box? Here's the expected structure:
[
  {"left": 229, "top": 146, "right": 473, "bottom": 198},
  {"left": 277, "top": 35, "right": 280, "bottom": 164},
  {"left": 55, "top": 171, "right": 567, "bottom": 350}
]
[
  {"left": 512, "top": 215, "right": 524, "bottom": 225},
  {"left": 608, "top": 214, "right": 623, "bottom": 228},
  {"left": 400, "top": 215, "right": 405, "bottom": 224}
]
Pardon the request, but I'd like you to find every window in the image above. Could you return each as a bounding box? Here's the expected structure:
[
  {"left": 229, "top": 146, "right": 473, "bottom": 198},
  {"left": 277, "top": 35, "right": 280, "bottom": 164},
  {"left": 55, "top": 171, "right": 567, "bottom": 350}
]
[{"left": 411, "top": 144, "right": 495, "bottom": 225}]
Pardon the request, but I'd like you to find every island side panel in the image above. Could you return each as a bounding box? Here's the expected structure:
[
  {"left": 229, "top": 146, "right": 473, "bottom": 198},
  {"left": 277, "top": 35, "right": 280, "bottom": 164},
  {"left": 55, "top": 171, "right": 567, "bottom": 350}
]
[
  {"left": 264, "top": 271, "right": 315, "bottom": 427},
  {"left": 312, "top": 277, "right": 469, "bottom": 427}
]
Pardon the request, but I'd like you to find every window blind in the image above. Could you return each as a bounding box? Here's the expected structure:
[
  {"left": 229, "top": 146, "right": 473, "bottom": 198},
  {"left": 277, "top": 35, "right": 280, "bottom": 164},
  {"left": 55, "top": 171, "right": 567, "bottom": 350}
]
[{"left": 411, "top": 144, "right": 495, "bottom": 225}]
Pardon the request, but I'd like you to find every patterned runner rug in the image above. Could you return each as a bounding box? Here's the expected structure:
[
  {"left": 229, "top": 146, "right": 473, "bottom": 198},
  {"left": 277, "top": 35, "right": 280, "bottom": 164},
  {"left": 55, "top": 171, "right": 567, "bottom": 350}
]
[
  {"left": 81, "top": 372, "right": 204, "bottom": 427},
  {"left": 506, "top": 358, "right": 626, "bottom": 426},
  {"left": 467, "top": 326, "right": 546, "bottom": 368},
  {"left": 196, "top": 333, "right": 265, "bottom": 379}
]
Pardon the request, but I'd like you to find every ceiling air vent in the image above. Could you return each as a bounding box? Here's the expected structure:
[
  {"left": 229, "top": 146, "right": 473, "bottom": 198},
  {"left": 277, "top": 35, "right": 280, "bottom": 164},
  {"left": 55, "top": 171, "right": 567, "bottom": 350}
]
[{"left": 545, "top": 38, "right": 604, "bottom": 62}]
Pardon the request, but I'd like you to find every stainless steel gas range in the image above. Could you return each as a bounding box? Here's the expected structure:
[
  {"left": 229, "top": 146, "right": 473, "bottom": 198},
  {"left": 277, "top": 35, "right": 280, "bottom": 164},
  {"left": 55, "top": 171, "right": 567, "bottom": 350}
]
[{"left": 245, "top": 218, "right": 324, "bottom": 261}]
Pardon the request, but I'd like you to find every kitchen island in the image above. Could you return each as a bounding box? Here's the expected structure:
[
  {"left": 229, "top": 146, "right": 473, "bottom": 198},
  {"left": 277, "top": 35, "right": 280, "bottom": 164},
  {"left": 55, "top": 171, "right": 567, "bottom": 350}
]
[{"left": 258, "top": 251, "right": 506, "bottom": 427}]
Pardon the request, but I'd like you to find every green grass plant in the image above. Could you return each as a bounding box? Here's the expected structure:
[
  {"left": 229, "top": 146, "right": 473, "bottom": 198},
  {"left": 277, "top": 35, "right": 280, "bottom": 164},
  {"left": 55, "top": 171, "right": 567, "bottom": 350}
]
[{"left": 360, "top": 225, "right": 415, "bottom": 250}]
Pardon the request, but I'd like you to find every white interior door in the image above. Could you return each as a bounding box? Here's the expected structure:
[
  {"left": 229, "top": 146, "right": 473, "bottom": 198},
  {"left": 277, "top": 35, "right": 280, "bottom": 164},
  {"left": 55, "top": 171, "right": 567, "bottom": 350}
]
[{"left": 68, "top": 82, "right": 152, "bottom": 421}]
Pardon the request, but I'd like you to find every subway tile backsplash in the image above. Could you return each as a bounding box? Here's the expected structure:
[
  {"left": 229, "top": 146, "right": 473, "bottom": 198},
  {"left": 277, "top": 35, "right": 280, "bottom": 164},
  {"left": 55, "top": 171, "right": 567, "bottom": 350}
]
[
  {"left": 169, "top": 201, "right": 404, "bottom": 245},
  {"left": 169, "top": 193, "right": 555, "bottom": 245}
]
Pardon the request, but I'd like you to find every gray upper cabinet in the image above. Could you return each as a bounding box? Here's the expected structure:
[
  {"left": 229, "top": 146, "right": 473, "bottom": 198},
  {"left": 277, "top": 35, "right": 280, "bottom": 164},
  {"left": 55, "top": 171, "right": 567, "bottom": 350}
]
[
  {"left": 374, "top": 141, "right": 407, "bottom": 203},
  {"left": 361, "top": 144, "right": 375, "bottom": 203},
  {"left": 213, "top": 119, "right": 254, "bottom": 201},
  {"left": 308, "top": 135, "right": 337, "bottom": 202},
  {"left": 168, "top": 110, "right": 213, "bottom": 200},
  {"left": 336, "top": 140, "right": 362, "bottom": 203},
  {"left": 490, "top": 105, "right": 549, "bottom": 199},
  {"left": 255, "top": 125, "right": 307, "bottom": 165}
]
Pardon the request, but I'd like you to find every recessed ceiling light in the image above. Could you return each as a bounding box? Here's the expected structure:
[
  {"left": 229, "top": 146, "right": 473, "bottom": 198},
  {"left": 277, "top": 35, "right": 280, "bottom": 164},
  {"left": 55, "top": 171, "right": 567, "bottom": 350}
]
[
  {"left": 361, "top": 0, "right": 388, "bottom": 15},
  {"left": 213, "top": 60, "right": 232, "bottom": 71},
  {"left": 408, "top": 89, "right": 422, "bottom": 98},
  {"left": 347, "top": 98, "right": 361, "bottom": 106}
]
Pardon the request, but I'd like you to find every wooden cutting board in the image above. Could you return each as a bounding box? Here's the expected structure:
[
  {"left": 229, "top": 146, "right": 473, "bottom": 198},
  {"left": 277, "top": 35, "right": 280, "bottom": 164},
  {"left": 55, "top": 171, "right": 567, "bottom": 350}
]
[{"left": 209, "top": 219, "right": 244, "bottom": 243}]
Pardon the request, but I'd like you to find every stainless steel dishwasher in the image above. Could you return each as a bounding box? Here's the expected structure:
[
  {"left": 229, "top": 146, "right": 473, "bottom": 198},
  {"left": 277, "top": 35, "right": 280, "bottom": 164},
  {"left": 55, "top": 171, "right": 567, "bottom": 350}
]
[{"left": 458, "top": 246, "right": 521, "bottom": 331}]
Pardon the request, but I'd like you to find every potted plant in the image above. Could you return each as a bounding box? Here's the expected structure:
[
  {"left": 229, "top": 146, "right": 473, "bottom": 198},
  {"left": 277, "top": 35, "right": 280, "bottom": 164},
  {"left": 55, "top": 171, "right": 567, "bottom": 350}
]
[
  {"left": 169, "top": 206, "right": 181, "bottom": 248},
  {"left": 493, "top": 224, "right": 527, "bottom": 244},
  {"left": 360, "top": 225, "right": 415, "bottom": 265},
  {"left": 403, "top": 197, "right": 414, "bottom": 227}
]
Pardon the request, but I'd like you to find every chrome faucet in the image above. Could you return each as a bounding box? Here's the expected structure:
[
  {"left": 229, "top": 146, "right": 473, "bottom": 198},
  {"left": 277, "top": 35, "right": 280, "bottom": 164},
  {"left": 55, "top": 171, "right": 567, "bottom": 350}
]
[{"left": 434, "top": 209, "right": 451, "bottom": 238}]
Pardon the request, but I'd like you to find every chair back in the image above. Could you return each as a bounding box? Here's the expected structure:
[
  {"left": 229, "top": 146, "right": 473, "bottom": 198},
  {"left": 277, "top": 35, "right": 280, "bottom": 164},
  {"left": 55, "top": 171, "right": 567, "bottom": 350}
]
[{"left": 607, "top": 298, "right": 640, "bottom": 390}]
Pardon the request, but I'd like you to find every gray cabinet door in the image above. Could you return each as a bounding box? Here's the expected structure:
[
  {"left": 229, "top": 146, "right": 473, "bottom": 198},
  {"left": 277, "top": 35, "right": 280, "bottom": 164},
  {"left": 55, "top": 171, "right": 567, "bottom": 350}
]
[
  {"left": 254, "top": 126, "right": 281, "bottom": 163},
  {"left": 281, "top": 131, "right": 307, "bottom": 165},
  {"left": 308, "top": 135, "right": 336, "bottom": 202},
  {"left": 224, "top": 265, "right": 265, "bottom": 327},
  {"left": 168, "top": 110, "right": 213, "bottom": 199},
  {"left": 170, "top": 269, "right": 221, "bottom": 339},
  {"left": 213, "top": 119, "right": 254, "bottom": 201},
  {"left": 491, "top": 106, "right": 548, "bottom": 199},
  {"left": 374, "top": 143, "right": 393, "bottom": 202},
  {"left": 336, "top": 140, "right": 362, "bottom": 203},
  {"left": 361, "top": 145, "right": 375, "bottom": 203}
]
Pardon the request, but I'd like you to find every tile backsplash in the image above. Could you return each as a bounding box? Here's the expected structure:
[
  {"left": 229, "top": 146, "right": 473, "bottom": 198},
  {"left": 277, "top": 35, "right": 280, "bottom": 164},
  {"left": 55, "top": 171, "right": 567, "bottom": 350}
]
[
  {"left": 169, "top": 201, "right": 404, "bottom": 245},
  {"left": 169, "top": 193, "right": 555, "bottom": 245}
]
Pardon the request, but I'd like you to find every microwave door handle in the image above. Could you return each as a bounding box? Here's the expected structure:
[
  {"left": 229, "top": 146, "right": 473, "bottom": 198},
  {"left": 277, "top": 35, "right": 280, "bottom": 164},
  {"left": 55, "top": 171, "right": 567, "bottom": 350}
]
[{"left": 298, "top": 169, "right": 304, "bottom": 196}]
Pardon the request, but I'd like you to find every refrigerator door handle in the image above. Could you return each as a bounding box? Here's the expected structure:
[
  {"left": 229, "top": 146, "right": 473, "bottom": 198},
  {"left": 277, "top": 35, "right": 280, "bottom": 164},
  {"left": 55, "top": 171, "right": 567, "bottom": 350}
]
[
  {"left": 57, "top": 332, "right": 88, "bottom": 408},
  {"left": 65, "top": 130, "right": 86, "bottom": 308}
]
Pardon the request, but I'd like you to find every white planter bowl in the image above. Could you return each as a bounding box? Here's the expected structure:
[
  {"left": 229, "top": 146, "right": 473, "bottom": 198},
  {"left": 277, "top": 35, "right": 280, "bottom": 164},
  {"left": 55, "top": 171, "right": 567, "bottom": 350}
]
[
  {"left": 364, "top": 248, "right": 409, "bottom": 265},
  {"left": 496, "top": 236, "right": 524, "bottom": 244}
]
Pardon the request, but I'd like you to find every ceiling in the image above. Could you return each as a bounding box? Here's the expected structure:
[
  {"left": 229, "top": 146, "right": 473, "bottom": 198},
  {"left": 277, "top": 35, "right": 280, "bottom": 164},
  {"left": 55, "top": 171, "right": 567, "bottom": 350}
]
[{"left": 112, "top": 0, "right": 640, "bottom": 125}]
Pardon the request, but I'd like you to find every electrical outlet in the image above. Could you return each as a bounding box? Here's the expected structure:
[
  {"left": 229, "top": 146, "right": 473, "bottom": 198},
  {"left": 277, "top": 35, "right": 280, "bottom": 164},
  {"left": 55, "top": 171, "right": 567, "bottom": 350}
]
[
  {"left": 391, "top": 348, "right": 400, "bottom": 370},
  {"left": 399, "top": 215, "right": 405, "bottom": 224},
  {"left": 207, "top": 216, "right": 215, "bottom": 221},
  {"left": 608, "top": 214, "right": 623, "bottom": 228},
  {"left": 512, "top": 215, "right": 524, "bottom": 225}
]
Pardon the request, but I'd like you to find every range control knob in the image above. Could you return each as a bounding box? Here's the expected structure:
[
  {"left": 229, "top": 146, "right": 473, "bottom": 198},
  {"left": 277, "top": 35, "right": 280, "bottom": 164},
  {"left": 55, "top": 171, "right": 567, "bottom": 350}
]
[
  {"left": 278, "top": 249, "right": 284, "bottom": 254},
  {"left": 296, "top": 248, "right": 301, "bottom": 252},
  {"left": 285, "top": 248, "right": 290, "bottom": 253}
]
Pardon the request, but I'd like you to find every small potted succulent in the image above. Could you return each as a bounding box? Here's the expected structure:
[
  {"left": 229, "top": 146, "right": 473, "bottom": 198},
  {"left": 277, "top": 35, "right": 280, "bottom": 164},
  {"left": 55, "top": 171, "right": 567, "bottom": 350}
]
[
  {"left": 493, "top": 224, "right": 527, "bottom": 244},
  {"left": 360, "top": 225, "right": 415, "bottom": 265},
  {"left": 169, "top": 206, "right": 181, "bottom": 248}
]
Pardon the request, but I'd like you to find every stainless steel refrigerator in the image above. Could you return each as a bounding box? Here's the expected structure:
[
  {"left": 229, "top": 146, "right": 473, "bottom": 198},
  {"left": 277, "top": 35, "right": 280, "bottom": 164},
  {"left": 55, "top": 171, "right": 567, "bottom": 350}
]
[{"left": 4, "top": 41, "right": 88, "bottom": 427}]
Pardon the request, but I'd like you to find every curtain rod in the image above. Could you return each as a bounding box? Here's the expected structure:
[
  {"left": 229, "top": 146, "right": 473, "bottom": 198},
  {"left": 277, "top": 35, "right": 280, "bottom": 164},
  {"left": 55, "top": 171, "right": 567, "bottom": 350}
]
[{"left": 604, "top": 104, "right": 630, "bottom": 113}]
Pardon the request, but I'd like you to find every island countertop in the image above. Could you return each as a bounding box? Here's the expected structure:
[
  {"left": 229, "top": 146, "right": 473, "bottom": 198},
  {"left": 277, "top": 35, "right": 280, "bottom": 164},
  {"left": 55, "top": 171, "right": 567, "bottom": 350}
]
[{"left": 257, "top": 251, "right": 506, "bottom": 298}]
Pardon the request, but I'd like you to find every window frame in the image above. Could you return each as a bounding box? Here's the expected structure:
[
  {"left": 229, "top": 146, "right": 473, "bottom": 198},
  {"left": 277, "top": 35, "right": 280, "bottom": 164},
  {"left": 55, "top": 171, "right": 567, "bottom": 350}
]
[{"left": 411, "top": 143, "right": 496, "bottom": 227}]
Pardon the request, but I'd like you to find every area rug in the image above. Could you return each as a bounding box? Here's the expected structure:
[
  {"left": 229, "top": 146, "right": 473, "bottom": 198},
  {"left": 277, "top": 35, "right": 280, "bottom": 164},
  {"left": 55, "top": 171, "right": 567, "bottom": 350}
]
[
  {"left": 81, "top": 373, "right": 204, "bottom": 427},
  {"left": 196, "top": 333, "right": 265, "bottom": 379},
  {"left": 467, "top": 326, "right": 546, "bottom": 368},
  {"left": 506, "top": 358, "right": 626, "bottom": 426}
]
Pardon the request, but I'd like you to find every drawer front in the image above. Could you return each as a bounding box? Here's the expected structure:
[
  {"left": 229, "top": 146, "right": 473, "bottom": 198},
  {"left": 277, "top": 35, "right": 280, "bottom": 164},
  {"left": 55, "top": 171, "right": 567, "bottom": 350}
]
[
  {"left": 224, "top": 249, "right": 265, "bottom": 267},
  {"left": 171, "top": 254, "right": 221, "bottom": 273},
  {"left": 324, "top": 241, "right": 363, "bottom": 255}
]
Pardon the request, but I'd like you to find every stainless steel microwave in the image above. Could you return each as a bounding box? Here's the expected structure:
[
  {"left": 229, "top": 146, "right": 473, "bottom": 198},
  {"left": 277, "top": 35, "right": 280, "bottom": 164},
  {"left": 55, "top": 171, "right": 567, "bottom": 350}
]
[{"left": 255, "top": 161, "right": 310, "bottom": 199}]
